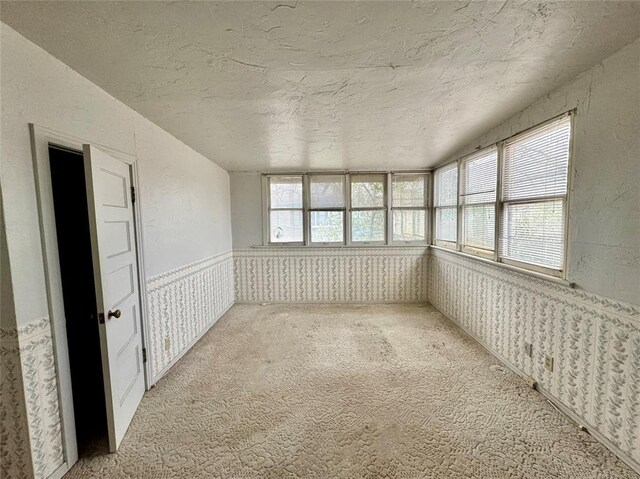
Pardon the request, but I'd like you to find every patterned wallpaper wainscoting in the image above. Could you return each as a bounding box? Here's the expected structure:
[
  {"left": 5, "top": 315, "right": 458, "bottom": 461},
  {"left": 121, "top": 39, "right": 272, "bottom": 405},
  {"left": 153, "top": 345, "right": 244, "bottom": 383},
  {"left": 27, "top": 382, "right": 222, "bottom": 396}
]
[
  {"left": 147, "top": 252, "right": 234, "bottom": 382},
  {"left": 428, "top": 249, "right": 640, "bottom": 472},
  {"left": 0, "top": 326, "right": 34, "bottom": 479},
  {"left": 234, "top": 247, "right": 429, "bottom": 303},
  {"left": 0, "top": 318, "right": 64, "bottom": 479}
]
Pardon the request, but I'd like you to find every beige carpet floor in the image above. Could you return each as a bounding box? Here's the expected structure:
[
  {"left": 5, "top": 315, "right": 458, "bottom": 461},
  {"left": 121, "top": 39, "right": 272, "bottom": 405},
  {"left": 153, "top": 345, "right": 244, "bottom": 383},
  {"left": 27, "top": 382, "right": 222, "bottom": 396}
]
[{"left": 68, "top": 304, "right": 638, "bottom": 478}]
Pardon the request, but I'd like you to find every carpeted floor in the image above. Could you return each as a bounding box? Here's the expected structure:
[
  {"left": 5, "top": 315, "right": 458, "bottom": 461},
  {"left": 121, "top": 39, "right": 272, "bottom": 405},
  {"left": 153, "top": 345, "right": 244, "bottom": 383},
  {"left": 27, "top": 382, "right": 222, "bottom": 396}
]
[{"left": 67, "top": 304, "right": 638, "bottom": 478}]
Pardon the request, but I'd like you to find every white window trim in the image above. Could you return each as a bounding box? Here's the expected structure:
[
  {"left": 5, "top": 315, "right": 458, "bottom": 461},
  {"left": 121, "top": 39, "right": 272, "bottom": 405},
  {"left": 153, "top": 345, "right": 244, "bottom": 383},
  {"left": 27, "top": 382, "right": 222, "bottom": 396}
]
[
  {"left": 307, "top": 173, "right": 347, "bottom": 246},
  {"left": 431, "top": 110, "right": 574, "bottom": 280},
  {"left": 497, "top": 112, "right": 573, "bottom": 278},
  {"left": 433, "top": 162, "right": 458, "bottom": 249},
  {"left": 390, "top": 172, "right": 430, "bottom": 246},
  {"left": 263, "top": 174, "right": 306, "bottom": 246},
  {"left": 458, "top": 146, "right": 498, "bottom": 260},
  {"left": 349, "top": 172, "right": 388, "bottom": 246},
  {"left": 263, "top": 170, "right": 431, "bottom": 247}
]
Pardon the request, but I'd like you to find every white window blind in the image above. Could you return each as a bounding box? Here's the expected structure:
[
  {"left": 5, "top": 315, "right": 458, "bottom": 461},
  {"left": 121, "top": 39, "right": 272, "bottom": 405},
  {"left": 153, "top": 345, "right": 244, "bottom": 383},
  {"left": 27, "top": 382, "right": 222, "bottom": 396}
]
[
  {"left": 269, "top": 176, "right": 304, "bottom": 243},
  {"left": 500, "top": 115, "right": 571, "bottom": 270},
  {"left": 460, "top": 148, "right": 497, "bottom": 251},
  {"left": 391, "top": 174, "right": 428, "bottom": 242},
  {"left": 434, "top": 163, "right": 458, "bottom": 243},
  {"left": 309, "top": 175, "right": 345, "bottom": 243},
  {"left": 350, "top": 174, "right": 386, "bottom": 243},
  {"left": 310, "top": 175, "right": 345, "bottom": 209}
]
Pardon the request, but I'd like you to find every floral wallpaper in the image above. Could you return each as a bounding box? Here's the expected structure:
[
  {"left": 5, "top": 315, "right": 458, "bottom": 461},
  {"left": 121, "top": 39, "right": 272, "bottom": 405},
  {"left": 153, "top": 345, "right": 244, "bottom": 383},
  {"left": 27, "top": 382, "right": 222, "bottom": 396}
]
[
  {"left": 234, "top": 247, "right": 429, "bottom": 303},
  {"left": 428, "top": 248, "right": 640, "bottom": 472},
  {"left": 1, "top": 325, "right": 34, "bottom": 479},
  {"left": 6, "top": 246, "right": 638, "bottom": 477},
  {"left": 147, "top": 251, "right": 235, "bottom": 382},
  {"left": 1, "top": 318, "right": 63, "bottom": 479}
]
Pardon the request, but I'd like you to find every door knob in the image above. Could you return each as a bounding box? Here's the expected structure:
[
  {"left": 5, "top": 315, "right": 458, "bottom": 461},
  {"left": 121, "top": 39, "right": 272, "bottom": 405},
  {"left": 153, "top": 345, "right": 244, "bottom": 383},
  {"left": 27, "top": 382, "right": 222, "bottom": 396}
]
[{"left": 108, "top": 309, "right": 122, "bottom": 319}]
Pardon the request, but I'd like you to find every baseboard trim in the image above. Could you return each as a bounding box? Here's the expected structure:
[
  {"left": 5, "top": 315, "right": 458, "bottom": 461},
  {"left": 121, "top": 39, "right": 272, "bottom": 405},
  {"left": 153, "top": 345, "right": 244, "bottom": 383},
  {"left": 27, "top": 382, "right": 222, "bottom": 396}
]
[
  {"left": 47, "top": 461, "right": 69, "bottom": 479},
  {"left": 233, "top": 300, "right": 429, "bottom": 305},
  {"left": 430, "top": 303, "right": 640, "bottom": 476},
  {"left": 149, "top": 302, "right": 234, "bottom": 386}
]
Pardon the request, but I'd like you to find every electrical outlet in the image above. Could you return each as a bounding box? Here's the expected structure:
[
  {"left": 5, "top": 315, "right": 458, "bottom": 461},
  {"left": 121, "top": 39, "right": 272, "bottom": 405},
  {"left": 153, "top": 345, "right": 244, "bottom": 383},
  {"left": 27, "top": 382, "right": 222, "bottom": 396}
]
[
  {"left": 524, "top": 342, "right": 533, "bottom": 358},
  {"left": 545, "top": 355, "right": 554, "bottom": 372},
  {"left": 165, "top": 336, "right": 171, "bottom": 352}
]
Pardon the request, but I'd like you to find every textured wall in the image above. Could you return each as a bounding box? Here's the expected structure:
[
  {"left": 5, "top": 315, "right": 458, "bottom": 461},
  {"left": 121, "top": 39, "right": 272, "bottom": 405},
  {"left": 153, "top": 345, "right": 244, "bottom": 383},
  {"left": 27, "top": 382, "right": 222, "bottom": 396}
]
[
  {"left": 147, "top": 252, "right": 234, "bottom": 382},
  {"left": 1, "top": 23, "right": 233, "bottom": 328},
  {"left": 0, "top": 187, "right": 34, "bottom": 479},
  {"left": 0, "top": 319, "right": 62, "bottom": 479},
  {"left": 0, "top": 24, "right": 233, "bottom": 477},
  {"left": 0, "top": 327, "right": 34, "bottom": 479},
  {"left": 429, "top": 249, "right": 640, "bottom": 472},
  {"left": 440, "top": 38, "right": 640, "bottom": 306},
  {"left": 17, "top": 319, "right": 63, "bottom": 478},
  {"left": 134, "top": 118, "right": 232, "bottom": 277},
  {"left": 235, "top": 247, "right": 428, "bottom": 303}
]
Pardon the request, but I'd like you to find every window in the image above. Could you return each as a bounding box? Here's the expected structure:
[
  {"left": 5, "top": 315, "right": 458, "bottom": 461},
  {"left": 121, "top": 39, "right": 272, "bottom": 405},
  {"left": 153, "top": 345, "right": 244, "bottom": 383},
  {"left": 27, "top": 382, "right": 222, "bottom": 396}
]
[
  {"left": 391, "top": 173, "right": 428, "bottom": 242},
  {"left": 350, "top": 174, "right": 386, "bottom": 243},
  {"left": 434, "top": 163, "right": 458, "bottom": 247},
  {"left": 431, "top": 112, "right": 572, "bottom": 277},
  {"left": 460, "top": 148, "right": 497, "bottom": 255},
  {"left": 500, "top": 115, "right": 571, "bottom": 272},
  {"left": 268, "top": 176, "right": 304, "bottom": 243},
  {"left": 309, "top": 175, "right": 345, "bottom": 244},
  {"left": 265, "top": 172, "right": 430, "bottom": 246}
]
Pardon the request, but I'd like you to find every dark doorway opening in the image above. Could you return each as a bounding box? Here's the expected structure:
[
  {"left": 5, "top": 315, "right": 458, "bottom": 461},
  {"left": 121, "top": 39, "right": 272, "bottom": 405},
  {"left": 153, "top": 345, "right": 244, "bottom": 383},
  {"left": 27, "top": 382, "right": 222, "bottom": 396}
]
[{"left": 49, "top": 145, "right": 108, "bottom": 457}]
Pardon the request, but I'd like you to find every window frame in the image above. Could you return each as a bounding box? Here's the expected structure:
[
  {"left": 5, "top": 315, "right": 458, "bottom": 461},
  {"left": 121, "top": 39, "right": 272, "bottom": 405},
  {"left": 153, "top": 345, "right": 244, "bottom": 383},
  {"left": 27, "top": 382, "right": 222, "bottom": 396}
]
[
  {"left": 431, "top": 110, "right": 574, "bottom": 279},
  {"left": 497, "top": 113, "right": 574, "bottom": 278},
  {"left": 263, "top": 174, "right": 306, "bottom": 246},
  {"left": 306, "top": 173, "right": 347, "bottom": 246},
  {"left": 349, "top": 172, "right": 388, "bottom": 245},
  {"left": 433, "top": 162, "right": 459, "bottom": 249},
  {"left": 458, "top": 146, "right": 498, "bottom": 260},
  {"left": 263, "top": 171, "right": 432, "bottom": 247},
  {"left": 390, "top": 172, "right": 430, "bottom": 245}
]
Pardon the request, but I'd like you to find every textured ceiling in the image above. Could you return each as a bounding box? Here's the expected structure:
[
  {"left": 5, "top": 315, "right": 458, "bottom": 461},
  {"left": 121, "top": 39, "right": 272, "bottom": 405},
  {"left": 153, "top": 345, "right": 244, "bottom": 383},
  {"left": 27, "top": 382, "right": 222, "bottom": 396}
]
[{"left": 3, "top": 1, "right": 640, "bottom": 171}]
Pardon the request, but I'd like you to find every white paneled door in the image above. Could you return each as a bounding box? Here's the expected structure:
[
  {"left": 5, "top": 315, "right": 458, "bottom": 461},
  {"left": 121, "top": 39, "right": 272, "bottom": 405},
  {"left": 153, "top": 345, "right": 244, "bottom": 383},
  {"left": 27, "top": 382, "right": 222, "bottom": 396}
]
[{"left": 83, "top": 145, "right": 145, "bottom": 452}]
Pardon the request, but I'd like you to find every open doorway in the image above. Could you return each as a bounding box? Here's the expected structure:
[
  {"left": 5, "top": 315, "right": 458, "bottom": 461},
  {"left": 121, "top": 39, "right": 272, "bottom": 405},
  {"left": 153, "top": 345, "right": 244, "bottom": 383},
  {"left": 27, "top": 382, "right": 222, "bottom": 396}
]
[{"left": 48, "top": 145, "right": 108, "bottom": 456}]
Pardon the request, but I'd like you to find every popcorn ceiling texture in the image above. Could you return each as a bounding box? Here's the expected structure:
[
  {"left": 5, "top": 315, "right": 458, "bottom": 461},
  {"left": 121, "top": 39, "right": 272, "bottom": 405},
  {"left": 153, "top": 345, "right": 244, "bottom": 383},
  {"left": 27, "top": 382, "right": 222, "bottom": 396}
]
[
  {"left": 65, "top": 304, "right": 638, "bottom": 478},
  {"left": 2, "top": 1, "right": 640, "bottom": 171}
]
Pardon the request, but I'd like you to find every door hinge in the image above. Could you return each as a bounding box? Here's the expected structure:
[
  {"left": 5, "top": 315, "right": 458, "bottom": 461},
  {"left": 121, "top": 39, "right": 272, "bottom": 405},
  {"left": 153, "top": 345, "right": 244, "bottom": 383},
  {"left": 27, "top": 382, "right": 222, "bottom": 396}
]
[
  {"left": 142, "top": 347, "right": 147, "bottom": 363},
  {"left": 130, "top": 186, "right": 136, "bottom": 203}
]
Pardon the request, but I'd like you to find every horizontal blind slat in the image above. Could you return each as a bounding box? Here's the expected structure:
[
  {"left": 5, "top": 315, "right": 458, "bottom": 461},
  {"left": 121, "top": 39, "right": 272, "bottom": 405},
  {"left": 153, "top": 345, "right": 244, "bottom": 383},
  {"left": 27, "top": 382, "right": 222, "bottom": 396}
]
[
  {"left": 499, "top": 116, "right": 571, "bottom": 270},
  {"left": 309, "top": 175, "right": 346, "bottom": 208},
  {"left": 434, "top": 163, "right": 458, "bottom": 207},
  {"left": 502, "top": 116, "right": 571, "bottom": 202},
  {"left": 460, "top": 148, "right": 497, "bottom": 205}
]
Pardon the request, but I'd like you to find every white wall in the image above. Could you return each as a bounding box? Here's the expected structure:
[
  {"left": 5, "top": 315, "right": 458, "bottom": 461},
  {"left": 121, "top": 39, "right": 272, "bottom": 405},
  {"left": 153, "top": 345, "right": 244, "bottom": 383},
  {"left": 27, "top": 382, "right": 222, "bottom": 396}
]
[
  {"left": 1, "top": 23, "right": 233, "bottom": 325},
  {"left": 0, "top": 23, "right": 233, "bottom": 478},
  {"left": 442, "top": 38, "right": 640, "bottom": 306},
  {"left": 134, "top": 118, "right": 232, "bottom": 276},
  {"left": 230, "top": 172, "right": 263, "bottom": 249}
]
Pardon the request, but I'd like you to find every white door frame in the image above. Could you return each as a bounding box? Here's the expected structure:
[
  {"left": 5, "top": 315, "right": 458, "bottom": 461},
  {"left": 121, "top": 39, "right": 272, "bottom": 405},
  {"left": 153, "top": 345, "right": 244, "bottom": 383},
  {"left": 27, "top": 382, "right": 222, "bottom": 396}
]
[{"left": 29, "top": 124, "right": 152, "bottom": 476}]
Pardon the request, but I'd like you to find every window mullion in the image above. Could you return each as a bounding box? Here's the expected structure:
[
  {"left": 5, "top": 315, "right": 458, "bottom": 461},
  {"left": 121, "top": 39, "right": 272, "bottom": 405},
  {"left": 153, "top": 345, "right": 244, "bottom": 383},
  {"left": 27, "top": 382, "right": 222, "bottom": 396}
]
[
  {"left": 345, "top": 173, "right": 351, "bottom": 246},
  {"left": 495, "top": 141, "right": 503, "bottom": 262},
  {"left": 456, "top": 160, "right": 461, "bottom": 252}
]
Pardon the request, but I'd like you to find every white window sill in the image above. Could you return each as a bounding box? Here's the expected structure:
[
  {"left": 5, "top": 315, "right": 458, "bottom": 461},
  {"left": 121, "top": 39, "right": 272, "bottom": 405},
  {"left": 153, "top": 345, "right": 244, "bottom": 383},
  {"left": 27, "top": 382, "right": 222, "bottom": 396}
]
[
  {"left": 251, "top": 244, "right": 429, "bottom": 249},
  {"left": 429, "top": 245, "right": 574, "bottom": 288}
]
